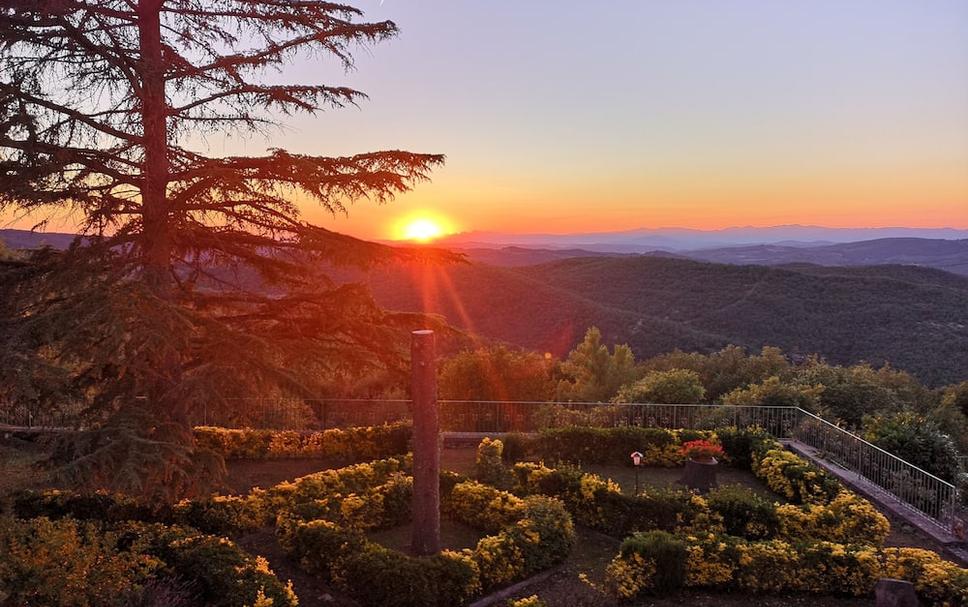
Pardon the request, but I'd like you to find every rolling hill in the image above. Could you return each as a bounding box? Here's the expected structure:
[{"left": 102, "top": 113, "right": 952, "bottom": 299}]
[
  {"left": 684, "top": 238, "right": 968, "bottom": 276},
  {"left": 4, "top": 228, "right": 968, "bottom": 384},
  {"left": 345, "top": 256, "right": 968, "bottom": 385}
]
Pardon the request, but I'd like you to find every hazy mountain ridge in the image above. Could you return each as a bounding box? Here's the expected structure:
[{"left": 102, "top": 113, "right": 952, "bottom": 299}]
[
  {"left": 349, "top": 256, "right": 968, "bottom": 385},
  {"left": 438, "top": 225, "right": 968, "bottom": 252},
  {"left": 685, "top": 238, "right": 968, "bottom": 276}
]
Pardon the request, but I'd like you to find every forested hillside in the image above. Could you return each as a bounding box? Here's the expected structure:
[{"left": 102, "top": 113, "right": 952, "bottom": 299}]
[{"left": 344, "top": 256, "right": 968, "bottom": 385}]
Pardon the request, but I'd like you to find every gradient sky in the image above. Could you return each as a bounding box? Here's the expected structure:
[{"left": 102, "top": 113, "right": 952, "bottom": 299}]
[{"left": 7, "top": 0, "right": 968, "bottom": 240}]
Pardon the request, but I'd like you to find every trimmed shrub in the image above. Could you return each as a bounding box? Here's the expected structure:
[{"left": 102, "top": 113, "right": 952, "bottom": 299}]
[
  {"left": 276, "top": 462, "right": 575, "bottom": 606},
  {"left": 706, "top": 485, "right": 778, "bottom": 539},
  {"left": 0, "top": 517, "right": 296, "bottom": 607},
  {"left": 752, "top": 448, "right": 842, "bottom": 504},
  {"left": 618, "top": 531, "right": 688, "bottom": 593},
  {"left": 533, "top": 426, "right": 704, "bottom": 467},
  {"left": 124, "top": 523, "right": 297, "bottom": 607},
  {"left": 512, "top": 462, "right": 719, "bottom": 538},
  {"left": 0, "top": 516, "right": 161, "bottom": 607},
  {"left": 193, "top": 422, "right": 411, "bottom": 461},
  {"left": 475, "top": 437, "right": 511, "bottom": 488},
  {"left": 603, "top": 533, "right": 968, "bottom": 606},
  {"left": 500, "top": 432, "right": 534, "bottom": 464},
  {"left": 710, "top": 426, "right": 773, "bottom": 468}
]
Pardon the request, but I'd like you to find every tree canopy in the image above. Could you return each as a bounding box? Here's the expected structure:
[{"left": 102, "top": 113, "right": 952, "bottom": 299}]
[{"left": 0, "top": 0, "right": 449, "bottom": 498}]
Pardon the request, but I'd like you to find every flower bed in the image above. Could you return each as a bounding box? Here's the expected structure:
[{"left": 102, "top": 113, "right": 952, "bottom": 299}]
[
  {"left": 602, "top": 530, "right": 968, "bottom": 606},
  {"left": 275, "top": 462, "right": 576, "bottom": 607},
  {"left": 194, "top": 421, "right": 411, "bottom": 460}
]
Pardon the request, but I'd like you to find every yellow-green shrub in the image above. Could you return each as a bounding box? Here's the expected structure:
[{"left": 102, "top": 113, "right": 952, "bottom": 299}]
[
  {"left": 276, "top": 463, "right": 574, "bottom": 606},
  {"left": 0, "top": 516, "right": 161, "bottom": 607},
  {"left": 0, "top": 517, "right": 297, "bottom": 607},
  {"left": 603, "top": 532, "right": 966, "bottom": 605},
  {"left": 776, "top": 491, "right": 890, "bottom": 545},
  {"left": 193, "top": 422, "right": 411, "bottom": 460}
]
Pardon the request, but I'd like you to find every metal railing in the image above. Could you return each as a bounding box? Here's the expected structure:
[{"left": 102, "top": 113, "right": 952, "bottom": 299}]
[
  {"left": 184, "top": 399, "right": 800, "bottom": 437},
  {"left": 0, "top": 402, "right": 82, "bottom": 430},
  {"left": 793, "top": 408, "right": 959, "bottom": 534}
]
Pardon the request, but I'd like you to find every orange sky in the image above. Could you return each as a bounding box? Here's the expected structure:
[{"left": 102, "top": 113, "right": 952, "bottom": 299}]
[{"left": 3, "top": 1, "right": 967, "bottom": 240}]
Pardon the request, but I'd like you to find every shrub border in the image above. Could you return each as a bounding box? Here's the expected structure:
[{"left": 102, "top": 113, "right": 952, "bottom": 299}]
[{"left": 273, "top": 459, "right": 576, "bottom": 607}]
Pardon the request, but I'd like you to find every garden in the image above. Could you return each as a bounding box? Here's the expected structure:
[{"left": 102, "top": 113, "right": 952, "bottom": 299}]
[{"left": 3, "top": 421, "right": 967, "bottom": 607}]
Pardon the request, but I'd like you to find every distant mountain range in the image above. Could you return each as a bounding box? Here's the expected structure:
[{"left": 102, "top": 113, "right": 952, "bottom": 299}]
[
  {"left": 438, "top": 225, "right": 968, "bottom": 252},
  {"left": 456, "top": 237, "right": 968, "bottom": 277},
  {"left": 4, "top": 227, "right": 968, "bottom": 384}
]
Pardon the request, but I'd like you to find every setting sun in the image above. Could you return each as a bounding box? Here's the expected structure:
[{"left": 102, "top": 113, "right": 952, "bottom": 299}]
[{"left": 394, "top": 213, "right": 455, "bottom": 243}]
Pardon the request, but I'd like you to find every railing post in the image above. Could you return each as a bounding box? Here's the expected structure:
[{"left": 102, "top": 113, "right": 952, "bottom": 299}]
[{"left": 410, "top": 330, "right": 440, "bottom": 556}]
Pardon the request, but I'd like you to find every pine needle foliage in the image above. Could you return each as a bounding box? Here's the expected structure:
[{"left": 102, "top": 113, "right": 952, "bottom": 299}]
[{"left": 0, "top": 0, "right": 451, "bottom": 499}]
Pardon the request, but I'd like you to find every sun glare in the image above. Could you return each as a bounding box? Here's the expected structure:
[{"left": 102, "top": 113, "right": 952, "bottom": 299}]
[{"left": 396, "top": 214, "right": 453, "bottom": 243}]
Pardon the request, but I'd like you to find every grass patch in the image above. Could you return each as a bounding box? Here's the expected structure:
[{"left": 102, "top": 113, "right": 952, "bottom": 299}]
[
  {"left": 581, "top": 463, "right": 779, "bottom": 500},
  {"left": 366, "top": 519, "right": 485, "bottom": 555}
]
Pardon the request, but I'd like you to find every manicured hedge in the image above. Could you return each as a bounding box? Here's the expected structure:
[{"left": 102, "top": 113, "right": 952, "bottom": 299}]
[
  {"left": 0, "top": 516, "right": 297, "bottom": 607},
  {"left": 11, "top": 488, "right": 269, "bottom": 536},
  {"left": 512, "top": 461, "right": 714, "bottom": 538},
  {"left": 528, "top": 426, "right": 713, "bottom": 467},
  {"left": 504, "top": 426, "right": 889, "bottom": 546},
  {"left": 276, "top": 459, "right": 575, "bottom": 606},
  {"left": 194, "top": 421, "right": 411, "bottom": 460},
  {"left": 603, "top": 530, "right": 968, "bottom": 606}
]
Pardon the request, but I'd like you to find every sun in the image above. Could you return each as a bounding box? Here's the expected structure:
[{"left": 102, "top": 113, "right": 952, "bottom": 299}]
[{"left": 395, "top": 214, "right": 454, "bottom": 243}]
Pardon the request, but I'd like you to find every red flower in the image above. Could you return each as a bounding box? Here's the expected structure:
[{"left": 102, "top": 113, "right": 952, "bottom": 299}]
[{"left": 680, "top": 439, "right": 724, "bottom": 460}]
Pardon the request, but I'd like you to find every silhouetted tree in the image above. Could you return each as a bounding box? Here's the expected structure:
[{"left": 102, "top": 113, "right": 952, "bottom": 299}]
[{"left": 0, "top": 0, "right": 448, "bottom": 498}]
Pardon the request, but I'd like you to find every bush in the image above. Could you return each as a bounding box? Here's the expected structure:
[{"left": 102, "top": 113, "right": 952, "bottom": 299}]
[
  {"left": 500, "top": 432, "right": 534, "bottom": 463},
  {"left": 475, "top": 437, "right": 510, "bottom": 487},
  {"left": 752, "top": 448, "right": 842, "bottom": 504},
  {"left": 862, "top": 411, "right": 962, "bottom": 482},
  {"left": 0, "top": 517, "right": 296, "bottom": 607},
  {"left": 604, "top": 533, "right": 968, "bottom": 606},
  {"left": 276, "top": 462, "right": 574, "bottom": 606},
  {"left": 618, "top": 531, "right": 687, "bottom": 593},
  {"left": 533, "top": 426, "right": 696, "bottom": 467},
  {"left": 11, "top": 489, "right": 269, "bottom": 536},
  {"left": 339, "top": 546, "right": 480, "bottom": 607},
  {"left": 776, "top": 491, "right": 890, "bottom": 545},
  {"left": 512, "top": 462, "right": 718, "bottom": 538},
  {"left": 713, "top": 426, "right": 773, "bottom": 468},
  {"left": 193, "top": 422, "right": 411, "bottom": 461},
  {"left": 0, "top": 516, "right": 161, "bottom": 607},
  {"left": 706, "top": 485, "right": 778, "bottom": 539},
  {"left": 126, "top": 523, "right": 297, "bottom": 607}
]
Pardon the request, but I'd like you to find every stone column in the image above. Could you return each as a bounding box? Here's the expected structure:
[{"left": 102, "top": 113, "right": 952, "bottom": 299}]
[{"left": 410, "top": 329, "right": 440, "bottom": 556}]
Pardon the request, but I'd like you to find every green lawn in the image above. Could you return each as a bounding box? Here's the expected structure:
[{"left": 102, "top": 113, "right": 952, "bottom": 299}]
[{"left": 581, "top": 463, "right": 778, "bottom": 499}]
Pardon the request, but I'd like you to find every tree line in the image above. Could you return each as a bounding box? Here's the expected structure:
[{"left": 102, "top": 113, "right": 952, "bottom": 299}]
[{"left": 439, "top": 327, "right": 968, "bottom": 483}]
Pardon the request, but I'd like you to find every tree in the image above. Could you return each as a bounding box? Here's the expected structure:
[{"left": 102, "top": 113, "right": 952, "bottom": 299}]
[
  {"left": 641, "top": 345, "right": 789, "bottom": 401},
  {"left": 614, "top": 369, "right": 705, "bottom": 404},
  {"left": 721, "top": 376, "right": 822, "bottom": 410},
  {"left": 942, "top": 381, "right": 968, "bottom": 417},
  {"left": 0, "top": 1, "right": 448, "bottom": 498},
  {"left": 438, "top": 345, "right": 554, "bottom": 402},
  {"left": 792, "top": 359, "right": 902, "bottom": 428},
  {"left": 862, "top": 411, "right": 962, "bottom": 482},
  {"left": 555, "top": 327, "right": 638, "bottom": 402}
]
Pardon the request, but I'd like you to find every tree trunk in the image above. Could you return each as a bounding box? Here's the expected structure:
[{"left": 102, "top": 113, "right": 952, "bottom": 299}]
[
  {"left": 137, "top": 0, "right": 172, "bottom": 295},
  {"left": 410, "top": 330, "right": 440, "bottom": 556}
]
